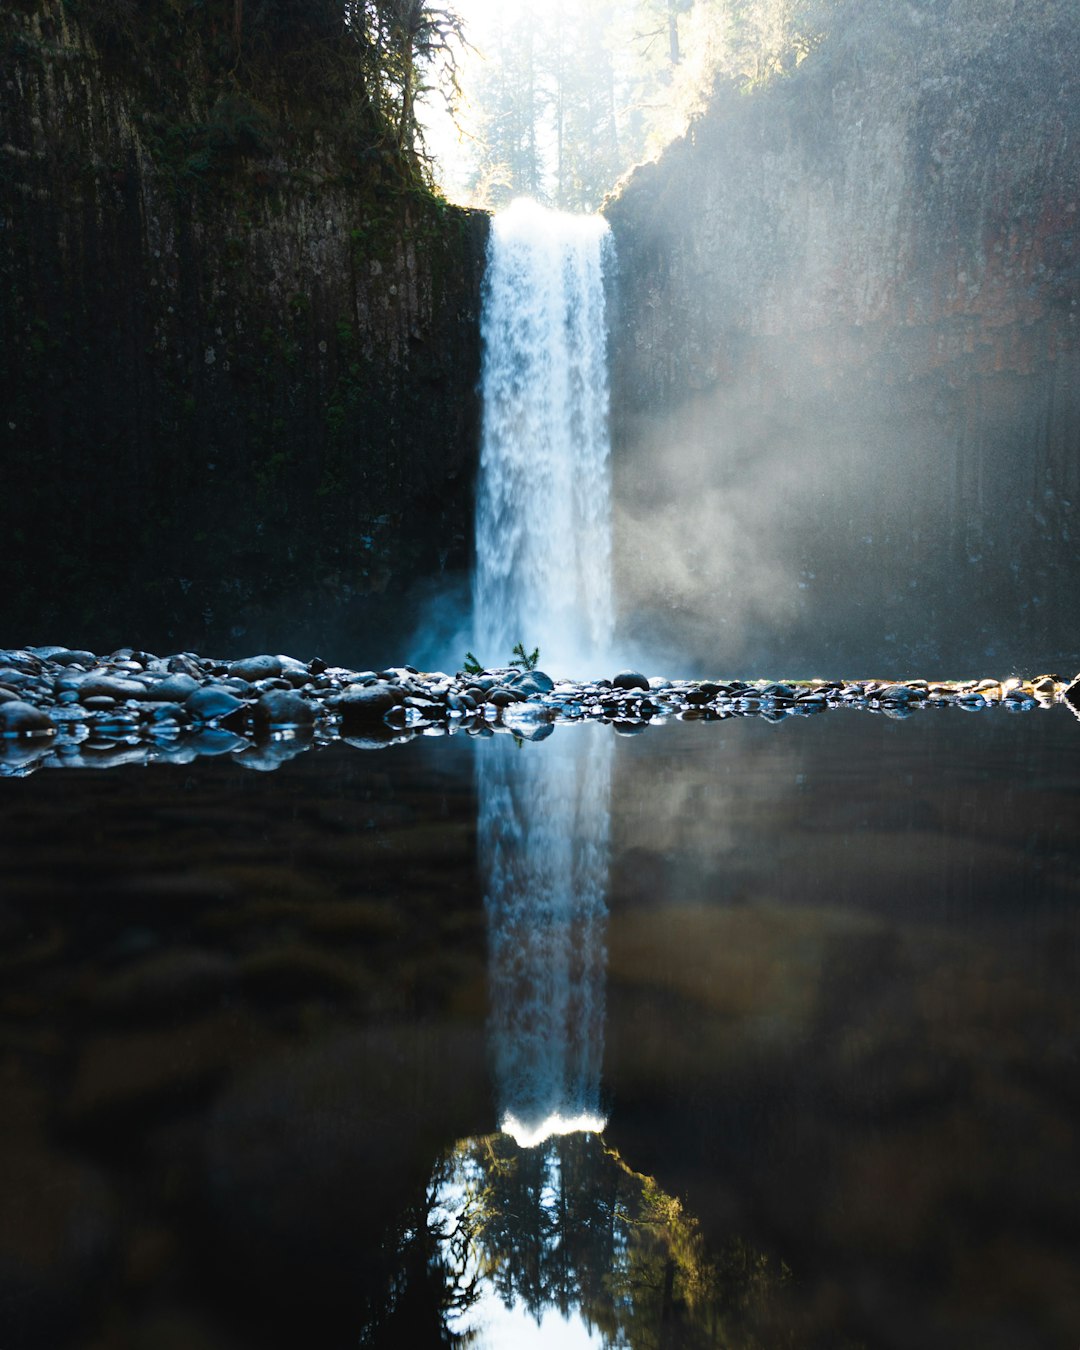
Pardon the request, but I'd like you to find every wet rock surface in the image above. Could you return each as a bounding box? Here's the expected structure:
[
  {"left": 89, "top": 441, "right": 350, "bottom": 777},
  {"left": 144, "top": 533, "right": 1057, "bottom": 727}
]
[{"left": 0, "top": 645, "right": 1076, "bottom": 776}]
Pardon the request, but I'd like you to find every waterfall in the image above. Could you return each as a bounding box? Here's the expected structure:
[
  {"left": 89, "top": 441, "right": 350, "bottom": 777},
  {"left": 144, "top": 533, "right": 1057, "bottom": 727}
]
[
  {"left": 479, "top": 727, "right": 612, "bottom": 1147},
  {"left": 474, "top": 199, "right": 615, "bottom": 677}
]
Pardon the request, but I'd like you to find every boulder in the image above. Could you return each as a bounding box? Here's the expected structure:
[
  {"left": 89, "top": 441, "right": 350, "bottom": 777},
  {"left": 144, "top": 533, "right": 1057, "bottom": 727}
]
[
  {"left": 184, "top": 687, "right": 248, "bottom": 724},
  {"left": 507, "top": 668, "right": 555, "bottom": 695},
  {"left": 0, "top": 700, "right": 55, "bottom": 735},
  {"left": 335, "top": 684, "right": 402, "bottom": 729},
  {"left": 228, "top": 655, "right": 283, "bottom": 682},
  {"left": 252, "top": 690, "right": 316, "bottom": 729},
  {"left": 76, "top": 675, "right": 148, "bottom": 702},
  {"left": 139, "top": 673, "right": 201, "bottom": 702}
]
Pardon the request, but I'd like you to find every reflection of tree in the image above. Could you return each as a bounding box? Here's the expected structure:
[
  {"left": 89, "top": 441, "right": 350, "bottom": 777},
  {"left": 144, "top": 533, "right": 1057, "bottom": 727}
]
[{"left": 414, "top": 1131, "right": 793, "bottom": 1349}]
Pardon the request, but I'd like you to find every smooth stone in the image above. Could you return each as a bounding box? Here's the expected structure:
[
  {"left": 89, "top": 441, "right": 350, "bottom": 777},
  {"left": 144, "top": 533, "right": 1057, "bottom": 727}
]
[
  {"left": 487, "top": 687, "right": 525, "bottom": 707},
  {"left": 167, "top": 654, "right": 207, "bottom": 677},
  {"left": 0, "top": 687, "right": 21, "bottom": 705},
  {"left": 0, "top": 668, "right": 36, "bottom": 689},
  {"left": 879, "top": 684, "right": 920, "bottom": 702},
  {"left": 0, "top": 700, "right": 56, "bottom": 735},
  {"left": 227, "top": 654, "right": 283, "bottom": 682},
  {"left": 146, "top": 702, "right": 191, "bottom": 726},
  {"left": 254, "top": 677, "right": 293, "bottom": 692},
  {"left": 54, "top": 648, "right": 99, "bottom": 667},
  {"left": 82, "top": 695, "right": 118, "bottom": 712},
  {"left": 140, "top": 673, "right": 200, "bottom": 701},
  {"left": 76, "top": 675, "right": 148, "bottom": 702},
  {"left": 185, "top": 687, "right": 248, "bottom": 723},
  {"left": 215, "top": 677, "right": 255, "bottom": 693},
  {"left": 276, "top": 657, "right": 311, "bottom": 688},
  {"left": 507, "top": 668, "right": 556, "bottom": 695},
  {"left": 335, "top": 684, "right": 402, "bottom": 726},
  {"left": 252, "top": 690, "right": 316, "bottom": 729}
]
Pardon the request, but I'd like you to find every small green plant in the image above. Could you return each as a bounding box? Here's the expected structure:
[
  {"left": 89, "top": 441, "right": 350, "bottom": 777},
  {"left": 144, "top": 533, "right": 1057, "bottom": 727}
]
[
  {"left": 463, "top": 650, "right": 484, "bottom": 675},
  {"left": 509, "top": 643, "right": 539, "bottom": 671}
]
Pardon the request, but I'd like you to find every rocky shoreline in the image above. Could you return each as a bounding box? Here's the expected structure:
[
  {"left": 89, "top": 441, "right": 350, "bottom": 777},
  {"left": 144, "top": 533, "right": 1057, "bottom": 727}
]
[{"left": 1, "top": 646, "right": 1078, "bottom": 775}]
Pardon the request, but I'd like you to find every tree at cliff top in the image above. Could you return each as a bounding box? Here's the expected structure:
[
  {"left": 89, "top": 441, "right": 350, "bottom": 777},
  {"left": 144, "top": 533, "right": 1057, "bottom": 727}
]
[
  {"left": 72, "top": 0, "right": 464, "bottom": 178},
  {"left": 434, "top": 0, "right": 840, "bottom": 209}
]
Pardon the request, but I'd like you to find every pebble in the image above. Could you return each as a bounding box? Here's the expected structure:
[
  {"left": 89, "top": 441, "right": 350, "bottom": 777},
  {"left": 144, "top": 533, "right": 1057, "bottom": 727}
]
[
  {"left": 0, "top": 700, "right": 56, "bottom": 735},
  {"left": 184, "top": 687, "right": 249, "bottom": 724},
  {"left": 0, "top": 646, "right": 1073, "bottom": 776},
  {"left": 252, "top": 690, "right": 316, "bottom": 729}
]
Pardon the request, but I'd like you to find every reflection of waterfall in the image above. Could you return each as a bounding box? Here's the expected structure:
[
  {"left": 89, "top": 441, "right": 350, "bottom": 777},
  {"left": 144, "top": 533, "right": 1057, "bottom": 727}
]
[
  {"left": 479, "top": 727, "right": 612, "bottom": 1147},
  {"left": 474, "top": 198, "right": 614, "bottom": 675}
]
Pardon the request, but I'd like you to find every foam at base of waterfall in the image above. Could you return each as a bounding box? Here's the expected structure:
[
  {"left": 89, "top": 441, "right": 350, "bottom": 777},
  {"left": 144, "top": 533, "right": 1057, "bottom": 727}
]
[{"left": 500, "top": 1110, "right": 608, "bottom": 1150}]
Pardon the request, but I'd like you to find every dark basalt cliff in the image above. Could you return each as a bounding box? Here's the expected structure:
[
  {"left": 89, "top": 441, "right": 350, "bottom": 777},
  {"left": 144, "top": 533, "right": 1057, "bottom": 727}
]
[
  {"left": 606, "top": 0, "right": 1080, "bottom": 675},
  {"left": 1, "top": 0, "right": 488, "bottom": 665}
]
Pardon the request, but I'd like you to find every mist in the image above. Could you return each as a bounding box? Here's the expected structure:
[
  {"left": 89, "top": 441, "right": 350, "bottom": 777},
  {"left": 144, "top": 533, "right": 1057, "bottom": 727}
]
[{"left": 605, "top": 0, "right": 1080, "bottom": 678}]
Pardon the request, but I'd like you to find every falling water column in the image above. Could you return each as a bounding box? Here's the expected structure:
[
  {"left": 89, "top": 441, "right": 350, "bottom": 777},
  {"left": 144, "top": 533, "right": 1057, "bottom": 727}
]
[{"left": 474, "top": 199, "right": 614, "bottom": 677}]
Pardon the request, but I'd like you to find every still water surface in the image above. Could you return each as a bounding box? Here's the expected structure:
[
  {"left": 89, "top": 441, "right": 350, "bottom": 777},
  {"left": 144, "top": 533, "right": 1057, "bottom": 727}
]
[{"left": 1, "top": 708, "right": 1077, "bottom": 1349}]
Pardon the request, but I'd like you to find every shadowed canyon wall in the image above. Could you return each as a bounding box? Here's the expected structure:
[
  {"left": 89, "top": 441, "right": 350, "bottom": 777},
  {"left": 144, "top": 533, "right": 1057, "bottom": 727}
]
[
  {"left": 1, "top": 0, "right": 487, "bottom": 665},
  {"left": 607, "top": 0, "right": 1080, "bottom": 677}
]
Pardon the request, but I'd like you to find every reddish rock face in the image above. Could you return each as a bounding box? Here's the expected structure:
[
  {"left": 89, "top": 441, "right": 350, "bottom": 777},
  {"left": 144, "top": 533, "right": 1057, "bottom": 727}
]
[{"left": 606, "top": 2, "right": 1080, "bottom": 676}]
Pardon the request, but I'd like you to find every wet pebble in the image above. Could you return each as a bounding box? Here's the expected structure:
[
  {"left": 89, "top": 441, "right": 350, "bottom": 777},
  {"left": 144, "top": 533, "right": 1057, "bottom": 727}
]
[
  {"left": 0, "top": 700, "right": 56, "bottom": 735},
  {"left": 0, "top": 644, "right": 1073, "bottom": 776}
]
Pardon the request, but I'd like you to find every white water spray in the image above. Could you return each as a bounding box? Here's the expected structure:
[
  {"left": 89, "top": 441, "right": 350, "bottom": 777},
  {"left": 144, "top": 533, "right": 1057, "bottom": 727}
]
[
  {"left": 479, "top": 728, "right": 612, "bottom": 1147},
  {"left": 474, "top": 199, "right": 614, "bottom": 677}
]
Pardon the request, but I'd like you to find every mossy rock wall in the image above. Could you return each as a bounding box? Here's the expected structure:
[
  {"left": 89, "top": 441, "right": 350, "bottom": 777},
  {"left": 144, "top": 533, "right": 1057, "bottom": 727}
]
[{"left": 1, "top": 1, "right": 488, "bottom": 665}]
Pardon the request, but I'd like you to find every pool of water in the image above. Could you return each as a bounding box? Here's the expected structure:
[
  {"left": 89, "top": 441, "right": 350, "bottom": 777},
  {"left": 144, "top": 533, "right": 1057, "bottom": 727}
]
[{"left": 1, "top": 706, "right": 1078, "bottom": 1349}]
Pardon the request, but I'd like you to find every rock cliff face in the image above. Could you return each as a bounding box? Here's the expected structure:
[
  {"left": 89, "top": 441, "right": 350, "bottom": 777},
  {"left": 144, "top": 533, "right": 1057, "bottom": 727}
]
[
  {"left": 606, "top": 0, "right": 1080, "bottom": 675},
  {"left": 1, "top": 1, "right": 488, "bottom": 665}
]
